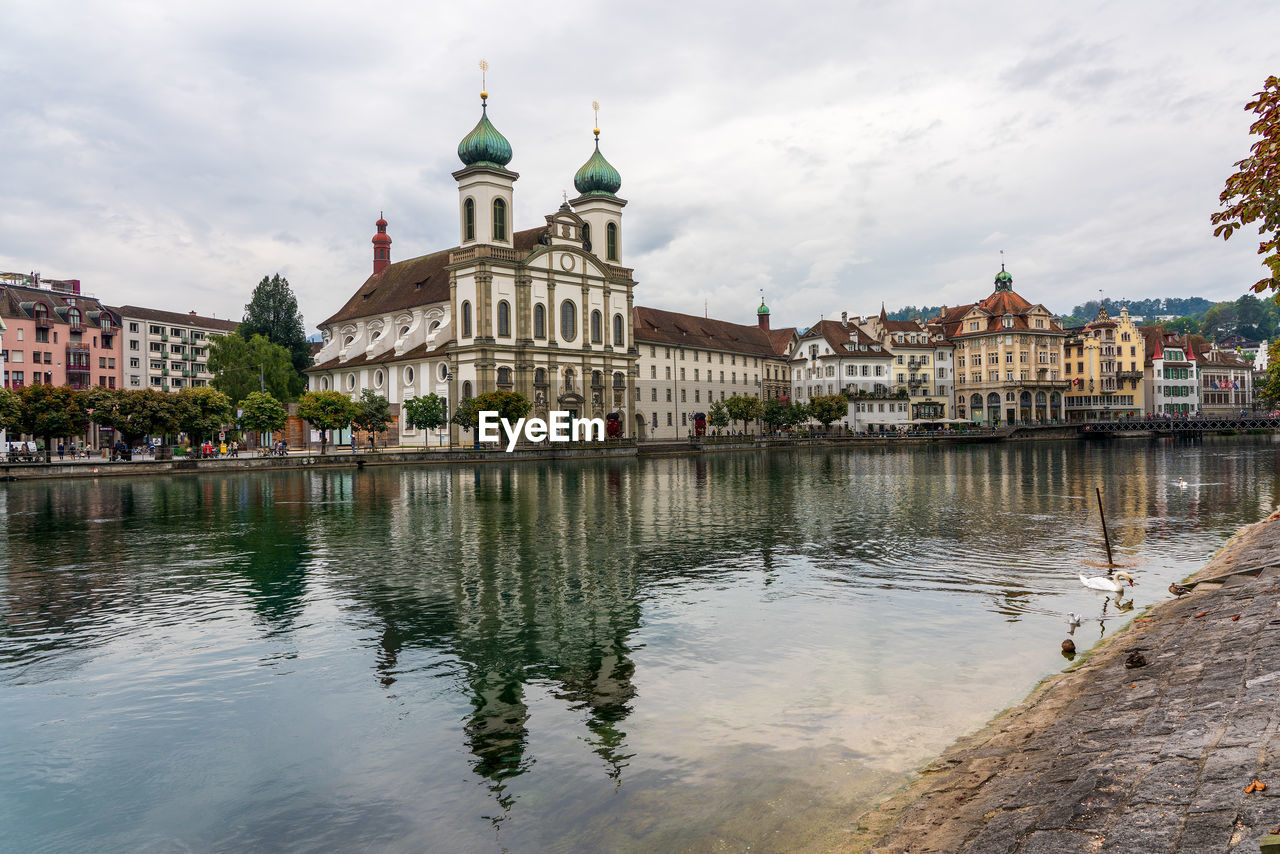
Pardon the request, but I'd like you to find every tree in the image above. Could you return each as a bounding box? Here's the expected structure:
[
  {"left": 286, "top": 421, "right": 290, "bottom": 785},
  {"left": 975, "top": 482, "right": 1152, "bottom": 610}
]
[
  {"left": 784, "top": 400, "right": 811, "bottom": 429},
  {"left": 239, "top": 391, "right": 288, "bottom": 445},
  {"left": 403, "top": 394, "right": 449, "bottom": 432},
  {"left": 354, "top": 390, "right": 393, "bottom": 447},
  {"left": 0, "top": 387, "right": 20, "bottom": 436},
  {"left": 108, "top": 389, "right": 182, "bottom": 446},
  {"left": 723, "top": 394, "right": 761, "bottom": 433},
  {"left": 1200, "top": 302, "right": 1239, "bottom": 341},
  {"left": 19, "top": 385, "right": 87, "bottom": 463},
  {"left": 450, "top": 397, "right": 478, "bottom": 435},
  {"left": 207, "top": 333, "right": 297, "bottom": 403},
  {"left": 469, "top": 390, "right": 532, "bottom": 425},
  {"left": 296, "top": 390, "right": 359, "bottom": 455},
  {"left": 1212, "top": 76, "right": 1280, "bottom": 299},
  {"left": 175, "top": 387, "right": 235, "bottom": 447},
  {"left": 809, "top": 394, "right": 849, "bottom": 430},
  {"left": 1164, "top": 317, "right": 1201, "bottom": 335},
  {"left": 706, "top": 399, "right": 730, "bottom": 430},
  {"left": 240, "top": 273, "right": 310, "bottom": 396},
  {"left": 1259, "top": 340, "right": 1280, "bottom": 409}
]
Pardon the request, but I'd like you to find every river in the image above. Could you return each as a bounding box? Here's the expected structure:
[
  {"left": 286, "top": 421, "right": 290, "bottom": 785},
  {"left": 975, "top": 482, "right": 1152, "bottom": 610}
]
[{"left": 2, "top": 436, "right": 1277, "bottom": 852}]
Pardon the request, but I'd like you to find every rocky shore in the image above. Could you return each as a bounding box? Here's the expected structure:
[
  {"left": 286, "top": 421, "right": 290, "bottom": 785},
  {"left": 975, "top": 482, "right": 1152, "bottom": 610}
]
[{"left": 845, "top": 509, "right": 1280, "bottom": 853}]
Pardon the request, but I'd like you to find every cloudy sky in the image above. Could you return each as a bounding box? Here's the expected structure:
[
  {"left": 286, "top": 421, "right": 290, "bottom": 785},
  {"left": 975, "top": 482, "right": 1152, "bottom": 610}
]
[{"left": 3, "top": 1, "right": 1278, "bottom": 333}]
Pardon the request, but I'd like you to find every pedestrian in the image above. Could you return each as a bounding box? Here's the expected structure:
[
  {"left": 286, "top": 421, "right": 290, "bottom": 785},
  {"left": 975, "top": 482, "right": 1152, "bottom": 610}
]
[
  {"left": 368, "top": 434, "right": 376, "bottom": 452},
  {"left": 57, "top": 442, "right": 64, "bottom": 460},
  {"left": 229, "top": 440, "right": 239, "bottom": 458}
]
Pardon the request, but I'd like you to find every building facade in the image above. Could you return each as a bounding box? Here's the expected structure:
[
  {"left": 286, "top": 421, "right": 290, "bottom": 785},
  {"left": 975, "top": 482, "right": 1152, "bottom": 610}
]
[
  {"left": 1142, "top": 329, "right": 1199, "bottom": 416},
  {"left": 1196, "top": 345, "right": 1253, "bottom": 415},
  {"left": 1062, "top": 306, "right": 1145, "bottom": 421},
  {"left": 790, "top": 319, "right": 896, "bottom": 432},
  {"left": 633, "top": 305, "right": 793, "bottom": 439},
  {"left": 1, "top": 272, "right": 122, "bottom": 393},
  {"left": 307, "top": 93, "right": 639, "bottom": 445},
  {"left": 937, "top": 266, "right": 1067, "bottom": 424},
  {"left": 856, "top": 308, "right": 955, "bottom": 421},
  {"left": 113, "top": 306, "right": 238, "bottom": 391}
]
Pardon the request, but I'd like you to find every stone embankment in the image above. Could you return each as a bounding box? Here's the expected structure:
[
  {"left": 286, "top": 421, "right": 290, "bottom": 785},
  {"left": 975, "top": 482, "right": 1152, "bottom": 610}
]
[{"left": 847, "top": 511, "right": 1280, "bottom": 853}]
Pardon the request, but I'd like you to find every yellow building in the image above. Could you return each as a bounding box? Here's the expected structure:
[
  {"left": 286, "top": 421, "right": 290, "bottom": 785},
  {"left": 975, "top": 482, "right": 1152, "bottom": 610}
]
[{"left": 1063, "top": 306, "right": 1144, "bottom": 421}]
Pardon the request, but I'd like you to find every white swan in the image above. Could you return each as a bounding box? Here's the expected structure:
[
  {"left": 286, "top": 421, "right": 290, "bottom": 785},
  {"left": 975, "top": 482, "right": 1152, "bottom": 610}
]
[
  {"left": 1080, "top": 571, "right": 1135, "bottom": 592},
  {"left": 1178, "top": 477, "right": 1188, "bottom": 488}
]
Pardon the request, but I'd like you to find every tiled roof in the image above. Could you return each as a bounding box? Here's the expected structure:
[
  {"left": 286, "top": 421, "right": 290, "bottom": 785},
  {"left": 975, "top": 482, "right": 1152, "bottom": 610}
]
[
  {"left": 796, "top": 319, "right": 887, "bottom": 358},
  {"left": 111, "top": 304, "right": 238, "bottom": 331},
  {"left": 935, "top": 288, "right": 1062, "bottom": 339},
  {"left": 320, "top": 227, "right": 551, "bottom": 328},
  {"left": 633, "top": 306, "right": 789, "bottom": 359},
  {"left": 1, "top": 283, "right": 119, "bottom": 328}
]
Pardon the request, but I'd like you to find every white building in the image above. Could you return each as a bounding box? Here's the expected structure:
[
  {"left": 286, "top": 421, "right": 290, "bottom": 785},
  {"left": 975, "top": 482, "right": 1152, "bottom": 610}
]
[
  {"left": 854, "top": 308, "right": 955, "bottom": 421},
  {"left": 1142, "top": 329, "right": 1199, "bottom": 416},
  {"left": 307, "top": 91, "right": 638, "bottom": 445},
  {"left": 790, "top": 319, "right": 896, "bottom": 431},
  {"left": 113, "top": 306, "right": 238, "bottom": 391}
]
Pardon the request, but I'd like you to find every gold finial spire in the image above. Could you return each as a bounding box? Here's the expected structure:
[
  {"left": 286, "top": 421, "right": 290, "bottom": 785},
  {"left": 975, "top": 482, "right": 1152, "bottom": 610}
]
[
  {"left": 592, "top": 100, "right": 600, "bottom": 138},
  {"left": 479, "top": 59, "right": 489, "bottom": 102}
]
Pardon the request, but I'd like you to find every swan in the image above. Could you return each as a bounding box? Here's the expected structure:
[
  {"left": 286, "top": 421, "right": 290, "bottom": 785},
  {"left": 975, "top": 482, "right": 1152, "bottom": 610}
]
[
  {"left": 1178, "top": 478, "right": 1188, "bottom": 488},
  {"left": 1080, "top": 571, "right": 1135, "bottom": 592},
  {"left": 1067, "top": 612, "right": 1083, "bottom": 628}
]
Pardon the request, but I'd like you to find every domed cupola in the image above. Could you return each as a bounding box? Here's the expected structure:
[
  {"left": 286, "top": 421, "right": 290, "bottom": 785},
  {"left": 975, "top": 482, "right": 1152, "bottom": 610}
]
[
  {"left": 457, "top": 95, "right": 513, "bottom": 169},
  {"left": 573, "top": 130, "right": 622, "bottom": 196},
  {"left": 757, "top": 296, "right": 771, "bottom": 330},
  {"left": 993, "top": 263, "right": 1013, "bottom": 292}
]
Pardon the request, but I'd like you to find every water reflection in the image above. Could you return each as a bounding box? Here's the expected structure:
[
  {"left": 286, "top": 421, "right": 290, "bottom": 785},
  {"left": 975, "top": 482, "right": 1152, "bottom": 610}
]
[{"left": 1, "top": 436, "right": 1278, "bottom": 851}]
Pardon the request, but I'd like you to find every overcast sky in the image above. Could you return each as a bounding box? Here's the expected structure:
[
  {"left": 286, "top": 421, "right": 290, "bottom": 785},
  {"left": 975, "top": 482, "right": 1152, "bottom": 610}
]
[{"left": 3, "top": 1, "right": 1278, "bottom": 333}]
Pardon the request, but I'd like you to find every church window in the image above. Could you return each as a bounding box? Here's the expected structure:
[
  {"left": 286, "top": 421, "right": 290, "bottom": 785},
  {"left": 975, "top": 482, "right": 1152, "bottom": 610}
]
[
  {"left": 613, "top": 372, "right": 624, "bottom": 388},
  {"left": 464, "top": 198, "right": 475, "bottom": 242},
  {"left": 374, "top": 369, "right": 384, "bottom": 388},
  {"left": 492, "top": 198, "right": 507, "bottom": 241},
  {"left": 534, "top": 368, "right": 547, "bottom": 386},
  {"left": 581, "top": 222, "right": 591, "bottom": 247},
  {"left": 561, "top": 301, "right": 577, "bottom": 340},
  {"left": 497, "top": 367, "right": 512, "bottom": 386},
  {"left": 461, "top": 301, "right": 472, "bottom": 337},
  {"left": 592, "top": 370, "right": 603, "bottom": 388},
  {"left": 606, "top": 222, "right": 618, "bottom": 261},
  {"left": 462, "top": 381, "right": 472, "bottom": 399},
  {"left": 533, "top": 304, "right": 546, "bottom": 339},
  {"left": 346, "top": 374, "right": 356, "bottom": 391},
  {"left": 613, "top": 314, "right": 624, "bottom": 346},
  {"left": 591, "top": 310, "right": 602, "bottom": 343},
  {"left": 497, "top": 301, "right": 511, "bottom": 337}
]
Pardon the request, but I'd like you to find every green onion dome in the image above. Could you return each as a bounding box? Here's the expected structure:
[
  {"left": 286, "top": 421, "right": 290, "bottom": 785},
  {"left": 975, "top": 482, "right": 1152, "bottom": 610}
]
[
  {"left": 758, "top": 300, "right": 770, "bottom": 315},
  {"left": 457, "top": 100, "right": 512, "bottom": 168},
  {"left": 573, "top": 132, "right": 622, "bottom": 196},
  {"left": 994, "top": 265, "right": 1013, "bottom": 291}
]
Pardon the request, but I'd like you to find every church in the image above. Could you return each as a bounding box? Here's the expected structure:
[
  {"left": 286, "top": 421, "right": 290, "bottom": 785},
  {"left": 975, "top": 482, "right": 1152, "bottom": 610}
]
[{"left": 307, "top": 89, "right": 639, "bottom": 445}]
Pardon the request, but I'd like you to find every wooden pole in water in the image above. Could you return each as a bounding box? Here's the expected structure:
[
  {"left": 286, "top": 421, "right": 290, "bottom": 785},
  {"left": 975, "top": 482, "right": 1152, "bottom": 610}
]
[{"left": 1096, "top": 486, "right": 1114, "bottom": 566}]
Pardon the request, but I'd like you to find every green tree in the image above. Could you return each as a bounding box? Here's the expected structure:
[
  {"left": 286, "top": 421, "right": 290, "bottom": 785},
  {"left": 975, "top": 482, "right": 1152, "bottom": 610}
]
[
  {"left": 19, "top": 385, "right": 87, "bottom": 463},
  {"left": 1200, "top": 302, "right": 1239, "bottom": 341},
  {"left": 354, "top": 390, "right": 393, "bottom": 447},
  {"left": 208, "top": 333, "right": 297, "bottom": 403},
  {"left": 112, "top": 389, "right": 182, "bottom": 445},
  {"left": 296, "top": 390, "right": 359, "bottom": 455},
  {"left": 238, "top": 391, "right": 288, "bottom": 445},
  {"left": 175, "top": 387, "right": 235, "bottom": 447},
  {"left": 808, "top": 394, "right": 849, "bottom": 429},
  {"left": 1164, "top": 317, "right": 1201, "bottom": 335},
  {"left": 240, "top": 273, "right": 310, "bottom": 396},
  {"left": 0, "top": 387, "right": 21, "bottom": 436},
  {"left": 1259, "top": 340, "right": 1280, "bottom": 408},
  {"left": 403, "top": 394, "right": 449, "bottom": 431},
  {"left": 760, "top": 398, "right": 788, "bottom": 433},
  {"left": 469, "top": 390, "right": 532, "bottom": 425},
  {"left": 723, "top": 394, "right": 761, "bottom": 432},
  {"left": 1212, "top": 76, "right": 1280, "bottom": 299},
  {"left": 450, "top": 397, "right": 478, "bottom": 434},
  {"left": 706, "top": 399, "right": 730, "bottom": 429}
]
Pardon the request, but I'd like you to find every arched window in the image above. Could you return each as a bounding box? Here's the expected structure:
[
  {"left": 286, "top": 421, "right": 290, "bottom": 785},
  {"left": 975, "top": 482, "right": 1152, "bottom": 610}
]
[
  {"left": 613, "top": 314, "right": 624, "bottom": 347},
  {"left": 534, "top": 368, "right": 547, "bottom": 386},
  {"left": 591, "top": 310, "right": 603, "bottom": 343},
  {"left": 581, "top": 222, "right": 591, "bottom": 249},
  {"left": 405, "top": 366, "right": 415, "bottom": 384},
  {"left": 606, "top": 222, "right": 618, "bottom": 261},
  {"left": 591, "top": 370, "right": 603, "bottom": 388},
  {"left": 346, "top": 374, "right": 356, "bottom": 391},
  {"left": 374, "top": 369, "right": 384, "bottom": 388},
  {"left": 463, "top": 198, "right": 475, "bottom": 242},
  {"left": 33, "top": 303, "right": 48, "bottom": 325},
  {"left": 492, "top": 198, "right": 507, "bottom": 241},
  {"left": 613, "top": 371, "right": 625, "bottom": 388},
  {"left": 100, "top": 314, "right": 114, "bottom": 332},
  {"left": 461, "top": 301, "right": 472, "bottom": 338},
  {"left": 533, "top": 303, "right": 546, "bottom": 339},
  {"left": 497, "top": 300, "right": 511, "bottom": 337},
  {"left": 564, "top": 368, "right": 576, "bottom": 391},
  {"left": 322, "top": 377, "right": 330, "bottom": 390},
  {"left": 560, "top": 300, "right": 576, "bottom": 340},
  {"left": 462, "top": 381, "right": 473, "bottom": 400},
  {"left": 497, "top": 366, "right": 512, "bottom": 386},
  {"left": 67, "top": 307, "right": 82, "bottom": 328}
]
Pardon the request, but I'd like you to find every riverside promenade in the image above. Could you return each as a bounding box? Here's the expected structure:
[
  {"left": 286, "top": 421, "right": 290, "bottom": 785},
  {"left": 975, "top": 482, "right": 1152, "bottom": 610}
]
[{"left": 848, "top": 511, "right": 1280, "bottom": 853}]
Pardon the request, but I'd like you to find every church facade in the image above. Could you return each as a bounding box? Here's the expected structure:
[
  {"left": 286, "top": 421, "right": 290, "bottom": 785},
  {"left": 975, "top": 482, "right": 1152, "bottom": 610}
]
[{"left": 307, "top": 93, "right": 639, "bottom": 445}]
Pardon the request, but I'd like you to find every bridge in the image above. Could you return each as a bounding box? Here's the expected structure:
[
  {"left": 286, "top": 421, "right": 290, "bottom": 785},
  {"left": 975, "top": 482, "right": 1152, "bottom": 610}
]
[{"left": 1065, "top": 415, "right": 1280, "bottom": 434}]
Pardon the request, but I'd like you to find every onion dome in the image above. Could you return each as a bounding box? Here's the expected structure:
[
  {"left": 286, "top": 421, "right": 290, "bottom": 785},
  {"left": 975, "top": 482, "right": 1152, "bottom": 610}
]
[
  {"left": 372, "top": 213, "right": 391, "bottom": 245},
  {"left": 993, "top": 263, "right": 1013, "bottom": 291},
  {"left": 758, "top": 299, "right": 770, "bottom": 316},
  {"left": 574, "top": 131, "right": 622, "bottom": 196},
  {"left": 457, "top": 97, "right": 513, "bottom": 168}
]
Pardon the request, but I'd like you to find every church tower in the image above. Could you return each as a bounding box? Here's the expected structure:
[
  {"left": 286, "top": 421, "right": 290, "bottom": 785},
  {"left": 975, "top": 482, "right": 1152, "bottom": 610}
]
[
  {"left": 372, "top": 214, "right": 391, "bottom": 274},
  {"left": 454, "top": 86, "right": 517, "bottom": 247},
  {"left": 571, "top": 107, "right": 625, "bottom": 266}
]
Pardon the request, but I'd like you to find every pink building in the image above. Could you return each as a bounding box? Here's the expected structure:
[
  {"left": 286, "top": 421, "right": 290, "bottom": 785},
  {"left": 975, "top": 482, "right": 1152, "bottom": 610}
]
[{"left": 1, "top": 272, "right": 123, "bottom": 393}]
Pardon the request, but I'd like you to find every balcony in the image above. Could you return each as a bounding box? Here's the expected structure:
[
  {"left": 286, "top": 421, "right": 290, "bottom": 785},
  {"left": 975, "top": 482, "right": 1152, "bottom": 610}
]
[
  {"left": 161, "top": 334, "right": 169, "bottom": 342},
  {"left": 3, "top": 380, "right": 23, "bottom": 390},
  {"left": 182, "top": 369, "right": 191, "bottom": 377},
  {"left": 162, "top": 369, "right": 170, "bottom": 377}
]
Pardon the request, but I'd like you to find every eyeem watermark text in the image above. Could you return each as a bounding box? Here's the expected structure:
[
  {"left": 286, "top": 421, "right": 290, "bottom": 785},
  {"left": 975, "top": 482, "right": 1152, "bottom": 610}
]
[{"left": 478, "top": 410, "right": 606, "bottom": 451}]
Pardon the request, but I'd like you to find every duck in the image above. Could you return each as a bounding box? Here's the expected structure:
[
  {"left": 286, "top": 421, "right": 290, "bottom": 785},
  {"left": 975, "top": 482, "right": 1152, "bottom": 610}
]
[
  {"left": 1080, "top": 571, "right": 1136, "bottom": 592},
  {"left": 1067, "top": 612, "right": 1083, "bottom": 629},
  {"left": 1169, "top": 582, "right": 1192, "bottom": 598}
]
